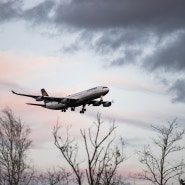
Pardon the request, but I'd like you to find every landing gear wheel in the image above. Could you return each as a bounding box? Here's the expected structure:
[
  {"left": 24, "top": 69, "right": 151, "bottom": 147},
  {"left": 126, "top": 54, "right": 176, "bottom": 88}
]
[
  {"left": 71, "top": 107, "right": 75, "bottom": 111},
  {"left": 80, "top": 105, "right": 86, "bottom": 114},
  {"left": 61, "top": 108, "right": 67, "bottom": 112}
]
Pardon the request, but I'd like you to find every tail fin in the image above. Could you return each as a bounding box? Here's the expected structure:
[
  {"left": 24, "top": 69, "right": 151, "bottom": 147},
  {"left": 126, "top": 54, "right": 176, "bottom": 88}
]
[{"left": 41, "top": 88, "right": 49, "bottom": 96}]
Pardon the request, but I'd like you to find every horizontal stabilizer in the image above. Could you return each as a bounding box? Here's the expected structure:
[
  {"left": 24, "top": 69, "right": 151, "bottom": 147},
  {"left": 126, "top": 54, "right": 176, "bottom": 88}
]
[{"left": 26, "top": 103, "right": 46, "bottom": 107}]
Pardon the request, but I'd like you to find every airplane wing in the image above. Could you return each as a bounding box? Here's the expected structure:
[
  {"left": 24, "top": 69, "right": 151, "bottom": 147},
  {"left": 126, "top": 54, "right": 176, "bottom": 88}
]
[
  {"left": 11, "top": 90, "right": 40, "bottom": 99},
  {"left": 11, "top": 90, "right": 78, "bottom": 103}
]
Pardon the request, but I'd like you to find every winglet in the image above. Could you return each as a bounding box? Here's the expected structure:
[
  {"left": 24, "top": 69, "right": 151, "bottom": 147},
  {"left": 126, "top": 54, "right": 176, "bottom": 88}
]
[{"left": 11, "top": 90, "right": 19, "bottom": 95}]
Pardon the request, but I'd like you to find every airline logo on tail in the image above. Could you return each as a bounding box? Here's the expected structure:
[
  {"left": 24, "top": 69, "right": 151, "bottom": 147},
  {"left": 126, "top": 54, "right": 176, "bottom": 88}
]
[{"left": 41, "top": 88, "right": 48, "bottom": 97}]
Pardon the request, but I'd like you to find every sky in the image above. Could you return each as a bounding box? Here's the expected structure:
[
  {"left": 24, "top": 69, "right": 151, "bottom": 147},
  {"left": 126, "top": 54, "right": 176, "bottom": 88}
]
[{"left": 0, "top": 0, "right": 185, "bottom": 184}]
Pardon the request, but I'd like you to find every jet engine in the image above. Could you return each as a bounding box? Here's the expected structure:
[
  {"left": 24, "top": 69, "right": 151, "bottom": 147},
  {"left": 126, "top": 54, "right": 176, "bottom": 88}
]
[
  {"left": 103, "top": 101, "right": 112, "bottom": 107},
  {"left": 93, "top": 101, "right": 101, "bottom": 106},
  {"left": 60, "top": 98, "right": 70, "bottom": 104},
  {"left": 36, "top": 96, "right": 44, "bottom": 101}
]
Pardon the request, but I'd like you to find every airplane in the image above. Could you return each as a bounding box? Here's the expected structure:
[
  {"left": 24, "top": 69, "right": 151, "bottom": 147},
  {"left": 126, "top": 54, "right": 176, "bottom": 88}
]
[{"left": 11, "top": 86, "right": 112, "bottom": 113}]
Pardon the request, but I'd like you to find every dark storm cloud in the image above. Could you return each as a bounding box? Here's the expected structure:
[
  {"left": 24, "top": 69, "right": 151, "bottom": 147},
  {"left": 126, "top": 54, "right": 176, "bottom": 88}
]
[
  {"left": 54, "top": 0, "right": 185, "bottom": 32},
  {"left": 169, "top": 79, "right": 185, "bottom": 103},
  {"left": 1, "top": 0, "right": 182, "bottom": 33},
  {"left": 2, "top": 0, "right": 185, "bottom": 42},
  {"left": 51, "top": 0, "right": 185, "bottom": 74},
  {"left": 1, "top": 0, "right": 185, "bottom": 35}
]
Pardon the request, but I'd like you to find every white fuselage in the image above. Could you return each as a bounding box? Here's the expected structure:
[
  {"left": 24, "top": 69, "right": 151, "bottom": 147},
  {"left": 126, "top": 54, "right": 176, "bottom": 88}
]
[{"left": 45, "top": 86, "right": 109, "bottom": 110}]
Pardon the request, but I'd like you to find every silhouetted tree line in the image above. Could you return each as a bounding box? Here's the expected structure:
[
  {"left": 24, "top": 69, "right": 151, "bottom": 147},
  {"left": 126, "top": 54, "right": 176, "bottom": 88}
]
[{"left": 0, "top": 108, "right": 185, "bottom": 185}]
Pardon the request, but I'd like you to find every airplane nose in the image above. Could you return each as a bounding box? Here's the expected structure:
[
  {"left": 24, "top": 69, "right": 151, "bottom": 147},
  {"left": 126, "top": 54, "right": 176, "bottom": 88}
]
[
  {"left": 102, "top": 86, "right": 109, "bottom": 94},
  {"left": 103, "top": 87, "right": 109, "bottom": 94}
]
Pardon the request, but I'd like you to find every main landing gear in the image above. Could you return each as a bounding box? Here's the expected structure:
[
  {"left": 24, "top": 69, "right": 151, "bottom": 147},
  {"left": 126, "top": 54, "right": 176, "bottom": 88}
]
[
  {"left": 61, "top": 108, "right": 67, "bottom": 112},
  {"left": 71, "top": 107, "right": 75, "bottom": 111},
  {"left": 80, "top": 105, "right": 86, "bottom": 114}
]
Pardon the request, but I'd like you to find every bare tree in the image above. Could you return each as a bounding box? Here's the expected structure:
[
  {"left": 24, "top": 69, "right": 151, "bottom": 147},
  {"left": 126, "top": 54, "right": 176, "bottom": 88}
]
[
  {"left": 136, "top": 119, "right": 185, "bottom": 185},
  {"left": 179, "top": 179, "right": 185, "bottom": 185},
  {"left": 38, "top": 167, "right": 72, "bottom": 185},
  {"left": 53, "top": 113, "right": 126, "bottom": 185},
  {"left": 0, "top": 108, "right": 33, "bottom": 185},
  {"left": 54, "top": 123, "right": 83, "bottom": 185}
]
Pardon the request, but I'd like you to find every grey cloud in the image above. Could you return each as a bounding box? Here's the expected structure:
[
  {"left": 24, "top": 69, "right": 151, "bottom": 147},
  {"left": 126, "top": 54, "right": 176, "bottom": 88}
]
[
  {"left": 2, "top": 0, "right": 182, "bottom": 33},
  {"left": 143, "top": 31, "right": 185, "bottom": 72},
  {"left": 169, "top": 79, "right": 185, "bottom": 103},
  {"left": 110, "top": 57, "right": 127, "bottom": 67},
  {"left": 0, "top": 0, "right": 55, "bottom": 23},
  {"left": 0, "top": 0, "right": 22, "bottom": 22},
  {"left": 1, "top": 0, "right": 185, "bottom": 35},
  {"left": 50, "top": 0, "right": 185, "bottom": 73},
  {"left": 110, "top": 48, "right": 142, "bottom": 67},
  {"left": 95, "top": 29, "right": 149, "bottom": 52},
  {"left": 52, "top": 0, "right": 185, "bottom": 74},
  {"left": 93, "top": 29, "right": 151, "bottom": 67},
  {"left": 23, "top": 1, "right": 55, "bottom": 23},
  {"left": 53, "top": 0, "right": 185, "bottom": 32},
  {"left": 95, "top": 29, "right": 185, "bottom": 73},
  {"left": 2, "top": 1, "right": 185, "bottom": 53}
]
